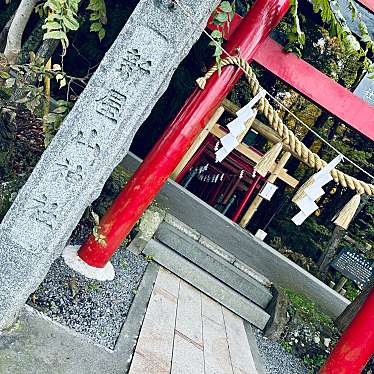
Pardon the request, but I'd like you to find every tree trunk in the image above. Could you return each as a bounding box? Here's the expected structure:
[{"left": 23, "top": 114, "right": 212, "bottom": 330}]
[
  {"left": 317, "top": 225, "right": 346, "bottom": 277},
  {"left": 0, "top": 108, "right": 16, "bottom": 178},
  {"left": 36, "top": 39, "right": 59, "bottom": 63},
  {"left": 10, "top": 38, "right": 59, "bottom": 105},
  {"left": 17, "top": 19, "right": 44, "bottom": 64},
  {"left": 0, "top": 14, "right": 15, "bottom": 53},
  {"left": 335, "top": 282, "right": 374, "bottom": 333},
  {"left": 4, "top": 0, "right": 37, "bottom": 64}
]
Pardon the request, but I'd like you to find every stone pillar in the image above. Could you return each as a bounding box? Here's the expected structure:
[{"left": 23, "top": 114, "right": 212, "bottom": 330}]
[{"left": 0, "top": 0, "right": 220, "bottom": 329}]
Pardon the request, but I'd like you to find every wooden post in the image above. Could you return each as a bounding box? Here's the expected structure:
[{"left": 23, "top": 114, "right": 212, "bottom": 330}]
[
  {"left": 171, "top": 106, "right": 224, "bottom": 180},
  {"left": 223, "top": 176, "right": 242, "bottom": 204},
  {"left": 335, "top": 280, "right": 374, "bottom": 332},
  {"left": 318, "top": 195, "right": 369, "bottom": 281},
  {"left": 317, "top": 225, "right": 346, "bottom": 276},
  {"left": 43, "top": 55, "right": 52, "bottom": 145},
  {"left": 239, "top": 151, "right": 291, "bottom": 227},
  {"left": 334, "top": 277, "right": 348, "bottom": 293},
  {"left": 232, "top": 174, "right": 261, "bottom": 222}
]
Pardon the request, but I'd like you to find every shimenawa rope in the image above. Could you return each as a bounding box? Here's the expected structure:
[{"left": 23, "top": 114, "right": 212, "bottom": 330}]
[{"left": 196, "top": 56, "right": 374, "bottom": 196}]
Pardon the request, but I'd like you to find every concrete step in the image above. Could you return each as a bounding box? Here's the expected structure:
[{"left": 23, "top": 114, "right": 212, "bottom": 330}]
[
  {"left": 143, "top": 239, "right": 270, "bottom": 330},
  {"left": 155, "top": 222, "right": 273, "bottom": 309},
  {"left": 163, "top": 213, "right": 272, "bottom": 288}
]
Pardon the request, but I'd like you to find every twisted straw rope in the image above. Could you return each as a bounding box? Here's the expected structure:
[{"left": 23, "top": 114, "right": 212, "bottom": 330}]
[{"left": 196, "top": 56, "right": 373, "bottom": 196}]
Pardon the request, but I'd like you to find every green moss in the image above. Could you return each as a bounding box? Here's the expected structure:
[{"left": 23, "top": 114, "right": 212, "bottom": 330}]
[
  {"left": 284, "top": 289, "right": 334, "bottom": 328},
  {"left": 280, "top": 290, "right": 341, "bottom": 372},
  {"left": 303, "top": 354, "right": 326, "bottom": 374},
  {"left": 280, "top": 340, "right": 293, "bottom": 353}
]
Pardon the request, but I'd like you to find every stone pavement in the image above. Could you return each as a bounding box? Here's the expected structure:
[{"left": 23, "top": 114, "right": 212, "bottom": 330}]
[{"left": 129, "top": 267, "right": 261, "bottom": 374}]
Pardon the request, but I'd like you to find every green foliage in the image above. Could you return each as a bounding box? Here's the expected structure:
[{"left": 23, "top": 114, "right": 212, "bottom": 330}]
[
  {"left": 87, "top": 0, "right": 107, "bottom": 41},
  {"left": 86, "top": 282, "right": 99, "bottom": 291},
  {"left": 300, "top": 0, "right": 374, "bottom": 73},
  {"left": 284, "top": 0, "right": 305, "bottom": 56},
  {"left": 119, "top": 258, "right": 128, "bottom": 270},
  {"left": 0, "top": 52, "right": 47, "bottom": 113},
  {"left": 344, "top": 280, "right": 360, "bottom": 301},
  {"left": 209, "top": 1, "right": 235, "bottom": 73},
  {"left": 43, "top": 99, "right": 72, "bottom": 146},
  {"left": 230, "top": 1, "right": 373, "bottom": 75},
  {"left": 40, "top": 0, "right": 81, "bottom": 53},
  {"left": 303, "top": 354, "right": 327, "bottom": 373},
  {"left": 0, "top": 52, "right": 77, "bottom": 145},
  {"left": 280, "top": 340, "right": 293, "bottom": 353},
  {"left": 38, "top": 0, "right": 108, "bottom": 51}
]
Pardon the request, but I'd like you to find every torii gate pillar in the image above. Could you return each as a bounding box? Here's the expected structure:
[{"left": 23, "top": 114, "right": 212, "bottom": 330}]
[
  {"left": 76, "top": 0, "right": 290, "bottom": 268},
  {"left": 319, "top": 288, "right": 374, "bottom": 374}
]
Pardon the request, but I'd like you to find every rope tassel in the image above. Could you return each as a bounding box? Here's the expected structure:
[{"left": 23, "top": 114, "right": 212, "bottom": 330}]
[
  {"left": 333, "top": 193, "right": 361, "bottom": 229},
  {"left": 254, "top": 142, "right": 283, "bottom": 177}
]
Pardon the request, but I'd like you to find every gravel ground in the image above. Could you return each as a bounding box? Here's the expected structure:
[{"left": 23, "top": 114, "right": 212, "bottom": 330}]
[
  {"left": 27, "top": 243, "right": 148, "bottom": 350},
  {"left": 254, "top": 329, "right": 309, "bottom": 374}
]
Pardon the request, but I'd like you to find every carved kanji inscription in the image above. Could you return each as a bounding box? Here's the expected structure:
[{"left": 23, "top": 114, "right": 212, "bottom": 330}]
[
  {"left": 29, "top": 194, "right": 59, "bottom": 229},
  {"left": 74, "top": 129, "right": 101, "bottom": 163},
  {"left": 96, "top": 90, "right": 127, "bottom": 123},
  {"left": 54, "top": 159, "right": 84, "bottom": 184},
  {"left": 118, "top": 48, "right": 152, "bottom": 82}
]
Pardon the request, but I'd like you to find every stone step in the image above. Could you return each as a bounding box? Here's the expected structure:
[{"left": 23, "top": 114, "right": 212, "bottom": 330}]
[
  {"left": 143, "top": 239, "right": 270, "bottom": 330},
  {"left": 163, "top": 213, "right": 272, "bottom": 288},
  {"left": 155, "top": 222, "right": 273, "bottom": 309}
]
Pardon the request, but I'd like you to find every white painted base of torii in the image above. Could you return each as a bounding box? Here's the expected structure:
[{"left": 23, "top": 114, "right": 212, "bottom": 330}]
[{"left": 62, "top": 245, "right": 115, "bottom": 281}]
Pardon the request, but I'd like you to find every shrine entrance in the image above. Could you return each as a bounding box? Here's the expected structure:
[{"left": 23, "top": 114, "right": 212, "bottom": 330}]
[
  {"left": 171, "top": 100, "right": 298, "bottom": 227},
  {"left": 1, "top": 0, "right": 373, "bottom": 371},
  {"left": 176, "top": 126, "right": 264, "bottom": 222}
]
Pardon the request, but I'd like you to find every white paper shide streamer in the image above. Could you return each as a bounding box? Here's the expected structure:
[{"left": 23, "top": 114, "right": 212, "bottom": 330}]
[
  {"left": 215, "top": 90, "right": 266, "bottom": 162},
  {"left": 292, "top": 155, "right": 344, "bottom": 225}
]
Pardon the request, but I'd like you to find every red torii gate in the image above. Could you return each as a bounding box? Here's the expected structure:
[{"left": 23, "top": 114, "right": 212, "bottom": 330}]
[
  {"left": 74, "top": 0, "right": 374, "bottom": 371},
  {"left": 356, "top": 0, "right": 374, "bottom": 13},
  {"left": 210, "top": 12, "right": 374, "bottom": 140},
  {"left": 77, "top": 0, "right": 289, "bottom": 268}
]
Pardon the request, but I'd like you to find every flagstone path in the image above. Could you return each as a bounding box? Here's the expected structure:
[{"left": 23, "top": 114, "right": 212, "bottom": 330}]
[{"left": 129, "top": 267, "right": 258, "bottom": 374}]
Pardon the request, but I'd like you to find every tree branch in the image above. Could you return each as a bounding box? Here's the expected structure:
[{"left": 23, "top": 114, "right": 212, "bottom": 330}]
[{"left": 4, "top": 0, "right": 37, "bottom": 64}]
